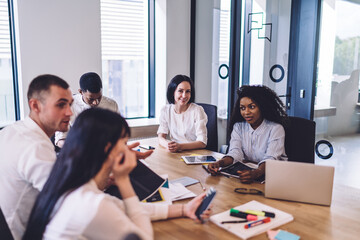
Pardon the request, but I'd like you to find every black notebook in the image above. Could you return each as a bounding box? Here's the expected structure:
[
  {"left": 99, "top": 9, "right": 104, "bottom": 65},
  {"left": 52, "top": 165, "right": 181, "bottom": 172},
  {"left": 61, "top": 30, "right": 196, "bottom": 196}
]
[
  {"left": 105, "top": 160, "right": 166, "bottom": 201},
  {"left": 220, "top": 162, "right": 265, "bottom": 182}
]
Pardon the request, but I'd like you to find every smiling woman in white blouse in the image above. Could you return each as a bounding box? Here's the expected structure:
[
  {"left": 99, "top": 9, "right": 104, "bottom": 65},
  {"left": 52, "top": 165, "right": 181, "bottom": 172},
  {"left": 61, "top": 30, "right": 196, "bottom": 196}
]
[
  {"left": 23, "top": 108, "right": 210, "bottom": 240},
  {"left": 208, "top": 85, "right": 288, "bottom": 183},
  {"left": 157, "top": 75, "right": 208, "bottom": 152}
]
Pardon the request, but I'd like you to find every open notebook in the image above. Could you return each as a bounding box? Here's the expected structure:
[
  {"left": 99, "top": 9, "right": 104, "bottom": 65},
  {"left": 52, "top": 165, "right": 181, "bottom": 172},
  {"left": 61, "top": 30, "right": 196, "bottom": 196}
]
[{"left": 210, "top": 200, "right": 293, "bottom": 240}]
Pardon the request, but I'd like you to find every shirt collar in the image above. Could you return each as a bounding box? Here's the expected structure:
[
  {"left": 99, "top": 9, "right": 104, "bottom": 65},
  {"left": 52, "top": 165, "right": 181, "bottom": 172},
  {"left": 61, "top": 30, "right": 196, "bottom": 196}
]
[
  {"left": 246, "top": 119, "right": 267, "bottom": 135},
  {"left": 24, "top": 116, "right": 52, "bottom": 141}
]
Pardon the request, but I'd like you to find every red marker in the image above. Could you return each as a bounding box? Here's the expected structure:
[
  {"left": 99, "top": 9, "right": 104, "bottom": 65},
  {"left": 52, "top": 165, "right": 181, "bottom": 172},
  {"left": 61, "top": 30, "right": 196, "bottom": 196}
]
[{"left": 244, "top": 217, "right": 271, "bottom": 229}]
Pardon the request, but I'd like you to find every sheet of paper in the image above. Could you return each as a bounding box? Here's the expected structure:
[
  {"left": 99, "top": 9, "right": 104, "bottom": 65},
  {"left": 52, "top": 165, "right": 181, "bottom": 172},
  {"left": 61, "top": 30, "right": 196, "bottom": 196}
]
[
  {"left": 170, "top": 182, "right": 196, "bottom": 201},
  {"left": 210, "top": 200, "right": 294, "bottom": 240}
]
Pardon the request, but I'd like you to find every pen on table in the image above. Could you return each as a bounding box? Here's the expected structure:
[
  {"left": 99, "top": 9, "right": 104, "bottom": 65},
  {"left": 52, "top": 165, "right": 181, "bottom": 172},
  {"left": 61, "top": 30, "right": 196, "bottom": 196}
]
[
  {"left": 244, "top": 210, "right": 276, "bottom": 218},
  {"left": 221, "top": 220, "right": 248, "bottom": 224},
  {"left": 202, "top": 165, "right": 211, "bottom": 174},
  {"left": 198, "top": 179, "right": 206, "bottom": 191},
  {"left": 244, "top": 217, "right": 271, "bottom": 229}
]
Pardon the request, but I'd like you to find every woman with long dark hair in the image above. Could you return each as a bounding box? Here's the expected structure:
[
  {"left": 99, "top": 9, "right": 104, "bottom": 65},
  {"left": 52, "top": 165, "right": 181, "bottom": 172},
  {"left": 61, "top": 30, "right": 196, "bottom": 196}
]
[
  {"left": 208, "top": 85, "right": 288, "bottom": 183},
  {"left": 23, "top": 108, "right": 210, "bottom": 240},
  {"left": 157, "top": 75, "right": 208, "bottom": 152}
]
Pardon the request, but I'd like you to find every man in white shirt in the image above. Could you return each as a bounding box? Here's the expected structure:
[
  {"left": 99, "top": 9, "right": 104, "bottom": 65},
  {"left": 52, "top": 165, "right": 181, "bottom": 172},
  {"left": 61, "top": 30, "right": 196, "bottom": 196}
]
[
  {"left": 55, "top": 72, "right": 119, "bottom": 147},
  {"left": 0, "top": 74, "right": 73, "bottom": 240}
]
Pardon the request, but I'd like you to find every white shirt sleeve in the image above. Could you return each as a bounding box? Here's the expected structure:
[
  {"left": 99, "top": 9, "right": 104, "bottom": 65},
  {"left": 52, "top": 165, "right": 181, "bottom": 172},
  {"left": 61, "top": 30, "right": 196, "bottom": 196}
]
[
  {"left": 260, "top": 124, "right": 287, "bottom": 164},
  {"left": 227, "top": 123, "right": 245, "bottom": 163},
  {"left": 157, "top": 105, "right": 170, "bottom": 135},
  {"left": 194, "top": 105, "right": 208, "bottom": 145},
  {"left": 83, "top": 196, "right": 154, "bottom": 240},
  {"left": 141, "top": 203, "right": 169, "bottom": 221}
]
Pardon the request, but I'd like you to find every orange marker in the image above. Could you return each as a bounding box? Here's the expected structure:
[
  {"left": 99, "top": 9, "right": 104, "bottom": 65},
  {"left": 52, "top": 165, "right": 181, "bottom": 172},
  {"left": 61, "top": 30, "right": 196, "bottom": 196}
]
[{"left": 244, "top": 217, "right": 271, "bottom": 229}]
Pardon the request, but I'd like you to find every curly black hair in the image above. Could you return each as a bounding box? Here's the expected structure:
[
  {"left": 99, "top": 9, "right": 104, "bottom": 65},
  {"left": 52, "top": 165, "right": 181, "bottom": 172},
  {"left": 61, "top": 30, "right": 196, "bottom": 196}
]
[{"left": 228, "top": 85, "right": 288, "bottom": 136}]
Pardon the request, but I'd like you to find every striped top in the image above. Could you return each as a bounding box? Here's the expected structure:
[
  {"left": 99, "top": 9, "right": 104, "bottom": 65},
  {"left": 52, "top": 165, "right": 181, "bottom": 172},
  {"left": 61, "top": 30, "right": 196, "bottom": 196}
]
[{"left": 227, "top": 119, "right": 287, "bottom": 165}]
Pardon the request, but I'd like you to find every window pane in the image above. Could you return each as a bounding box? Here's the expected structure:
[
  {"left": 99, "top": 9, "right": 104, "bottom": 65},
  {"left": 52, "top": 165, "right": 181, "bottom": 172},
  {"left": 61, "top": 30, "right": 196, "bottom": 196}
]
[
  {"left": 215, "top": 0, "right": 231, "bottom": 119},
  {"left": 0, "top": 0, "right": 15, "bottom": 127},
  {"left": 247, "top": 0, "right": 291, "bottom": 101},
  {"left": 100, "top": 0, "right": 149, "bottom": 118},
  {"left": 314, "top": 0, "right": 360, "bottom": 188}
]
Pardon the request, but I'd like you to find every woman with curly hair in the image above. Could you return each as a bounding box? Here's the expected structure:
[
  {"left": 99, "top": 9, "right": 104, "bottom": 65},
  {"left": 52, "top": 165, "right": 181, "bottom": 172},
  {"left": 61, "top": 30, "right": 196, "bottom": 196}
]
[{"left": 208, "top": 85, "right": 288, "bottom": 183}]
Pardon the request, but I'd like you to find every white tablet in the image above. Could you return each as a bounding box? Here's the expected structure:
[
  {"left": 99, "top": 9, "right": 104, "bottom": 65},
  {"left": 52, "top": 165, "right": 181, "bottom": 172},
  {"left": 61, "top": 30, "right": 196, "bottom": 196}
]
[{"left": 182, "top": 155, "right": 217, "bottom": 165}]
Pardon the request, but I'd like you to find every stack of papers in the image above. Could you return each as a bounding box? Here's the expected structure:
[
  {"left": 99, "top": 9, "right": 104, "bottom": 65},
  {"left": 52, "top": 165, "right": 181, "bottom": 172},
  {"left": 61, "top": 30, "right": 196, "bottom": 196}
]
[
  {"left": 210, "top": 200, "right": 294, "bottom": 240},
  {"left": 170, "top": 182, "right": 196, "bottom": 201}
]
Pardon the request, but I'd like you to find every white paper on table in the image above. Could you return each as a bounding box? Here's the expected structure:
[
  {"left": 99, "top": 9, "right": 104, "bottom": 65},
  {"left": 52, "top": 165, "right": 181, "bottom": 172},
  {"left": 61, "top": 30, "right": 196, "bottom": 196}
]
[{"left": 170, "top": 182, "right": 196, "bottom": 201}]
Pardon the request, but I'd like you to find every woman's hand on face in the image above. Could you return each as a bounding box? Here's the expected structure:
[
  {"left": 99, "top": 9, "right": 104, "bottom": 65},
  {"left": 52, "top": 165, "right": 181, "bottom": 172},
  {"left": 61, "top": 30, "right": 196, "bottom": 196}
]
[
  {"left": 208, "top": 161, "right": 221, "bottom": 175},
  {"left": 184, "top": 192, "right": 212, "bottom": 223},
  {"left": 167, "top": 141, "right": 181, "bottom": 152},
  {"left": 112, "top": 148, "right": 137, "bottom": 181}
]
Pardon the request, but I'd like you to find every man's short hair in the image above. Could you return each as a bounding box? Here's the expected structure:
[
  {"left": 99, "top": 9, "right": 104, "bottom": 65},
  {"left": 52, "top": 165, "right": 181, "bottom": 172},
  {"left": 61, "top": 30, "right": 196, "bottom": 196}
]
[
  {"left": 27, "top": 74, "right": 69, "bottom": 102},
  {"left": 79, "top": 72, "right": 102, "bottom": 93}
]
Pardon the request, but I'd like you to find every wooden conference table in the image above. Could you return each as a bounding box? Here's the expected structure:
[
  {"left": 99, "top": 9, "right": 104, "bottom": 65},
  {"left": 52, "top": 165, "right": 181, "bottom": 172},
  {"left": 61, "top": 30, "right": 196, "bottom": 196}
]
[{"left": 134, "top": 138, "right": 360, "bottom": 240}]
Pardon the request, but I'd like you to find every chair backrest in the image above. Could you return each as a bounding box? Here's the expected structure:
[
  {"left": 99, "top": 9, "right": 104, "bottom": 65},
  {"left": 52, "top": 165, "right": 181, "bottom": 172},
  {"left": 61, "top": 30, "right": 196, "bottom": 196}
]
[
  {"left": 284, "top": 116, "right": 316, "bottom": 163},
  {"left": 0, "top": 207, "right": 14, "bottom": 240},
  {"left": 197, "top": 103, "right": 218, "bottom": 152}
]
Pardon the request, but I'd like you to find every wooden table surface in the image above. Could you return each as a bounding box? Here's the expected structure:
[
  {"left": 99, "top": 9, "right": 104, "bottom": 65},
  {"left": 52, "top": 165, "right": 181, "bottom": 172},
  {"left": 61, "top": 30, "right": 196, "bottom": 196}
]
[{"left": 134, "top": 138, "right": 360, "bottom": 240}]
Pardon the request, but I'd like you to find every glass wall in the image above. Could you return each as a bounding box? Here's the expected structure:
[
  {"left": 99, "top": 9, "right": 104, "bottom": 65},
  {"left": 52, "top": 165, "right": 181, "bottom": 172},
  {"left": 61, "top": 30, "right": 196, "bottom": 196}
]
[
  {"left": 247, "top": 0, "right": 292, "bottom": 101},
  {"left": 0, "top": 0, "right": 15, "bottom": 127},
  {"left": 314, "top": 0, "right": 360, "bottom": 188},
  {"left": 100, "top": 0, "right": 149, "bottom": 118}
]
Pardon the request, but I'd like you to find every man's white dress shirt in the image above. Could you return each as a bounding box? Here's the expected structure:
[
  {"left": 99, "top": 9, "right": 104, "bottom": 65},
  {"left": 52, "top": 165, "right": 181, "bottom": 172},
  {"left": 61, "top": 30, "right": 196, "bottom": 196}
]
[{"left": 0, "top": 117, "right": 56, "bottom": 240}]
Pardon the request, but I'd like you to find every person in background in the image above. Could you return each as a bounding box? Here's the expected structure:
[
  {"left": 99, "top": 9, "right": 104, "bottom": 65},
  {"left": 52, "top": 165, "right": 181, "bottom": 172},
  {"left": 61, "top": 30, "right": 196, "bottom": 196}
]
[
  {"left": 23, "top": 108, "right": 211, "bottom": 240},
  {"left": 0, "top": 75, "right": 73, "bottom": 240},
  {"left": 157, "top": 75, "right": 208, "bottom": 152},
  {"left": 55, "top": 72, "right": 119, "bottom": 147},
  {"left": 208, "top": 85, "right": 288, "bottom": 183}
]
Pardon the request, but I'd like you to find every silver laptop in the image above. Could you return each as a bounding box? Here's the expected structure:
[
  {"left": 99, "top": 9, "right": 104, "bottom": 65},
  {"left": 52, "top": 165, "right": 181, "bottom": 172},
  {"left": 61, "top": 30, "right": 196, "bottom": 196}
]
[{"left": 265, "top": 160, "right": 335, "bottom": 206}]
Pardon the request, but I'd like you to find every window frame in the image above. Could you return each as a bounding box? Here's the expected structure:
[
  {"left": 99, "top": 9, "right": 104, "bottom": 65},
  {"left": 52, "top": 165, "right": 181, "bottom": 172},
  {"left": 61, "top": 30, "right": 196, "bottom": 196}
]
[
  {"left": 8, "top": 0, "right": 20, "bottom": 121},
  {"left": 100, "top": 0, "right": 155, "bottom": 120}
]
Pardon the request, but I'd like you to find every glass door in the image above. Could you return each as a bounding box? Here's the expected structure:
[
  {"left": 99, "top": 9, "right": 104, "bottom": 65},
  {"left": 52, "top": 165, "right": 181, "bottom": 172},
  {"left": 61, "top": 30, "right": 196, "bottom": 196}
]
[
  {"left": 314, "top": 0, "right": 360, "bottom": 188},
  {"left": 243, "top": 0, "right": 292, "bottom": 106}
]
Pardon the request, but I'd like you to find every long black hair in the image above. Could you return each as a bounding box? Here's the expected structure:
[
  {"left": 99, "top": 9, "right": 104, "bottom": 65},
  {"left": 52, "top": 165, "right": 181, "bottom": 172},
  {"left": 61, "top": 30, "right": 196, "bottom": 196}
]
[
  {"left": 23, "top": 108, "right": 130, "bottom": 240},
  {"left": 166, "top": 75, "right": 195, "bottom": 104},
  {"left": 228, "top": 85, "right": 288, "bottom": 136}
]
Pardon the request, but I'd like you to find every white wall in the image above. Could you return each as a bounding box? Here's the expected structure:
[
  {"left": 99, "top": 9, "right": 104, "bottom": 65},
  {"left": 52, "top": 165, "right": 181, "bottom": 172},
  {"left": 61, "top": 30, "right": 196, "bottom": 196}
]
[
  {"left": 15, "top": 0, "right": 101, "bottom": 117},
  {"left": 194, "top": 0, "right": 213, "bottom": 103},
  {"left": 166, "top": 0, "right": 191, "bottom": 84}
]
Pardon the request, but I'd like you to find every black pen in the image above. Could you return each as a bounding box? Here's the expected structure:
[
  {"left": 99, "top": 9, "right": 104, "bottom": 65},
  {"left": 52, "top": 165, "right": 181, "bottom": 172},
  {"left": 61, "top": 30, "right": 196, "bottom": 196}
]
[
  {"left": 202, "top": 165, "right": 211, "bottom": 174},
  {"left": 221, "top": 220, "right": 248, "bottom": 224}
]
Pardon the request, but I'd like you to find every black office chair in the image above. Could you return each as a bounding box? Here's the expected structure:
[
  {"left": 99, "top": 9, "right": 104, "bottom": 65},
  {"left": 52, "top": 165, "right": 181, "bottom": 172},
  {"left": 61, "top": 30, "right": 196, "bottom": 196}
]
[
  {"left": 284, "top": 116, "right": 316, "bottom": 163},
  {"left": 197, "top": 103, "right": 218, "bottom": 152},
  {"left": 0, "top": 207, "right": 14, "bottom": 240}
]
